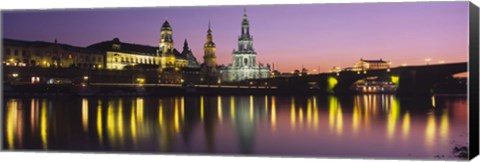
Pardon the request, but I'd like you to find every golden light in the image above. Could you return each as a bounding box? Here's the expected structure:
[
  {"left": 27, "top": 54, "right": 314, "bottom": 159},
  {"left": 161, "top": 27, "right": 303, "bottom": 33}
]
[
  {"left": 97, "top": 101, "right": 103, "bottom": 144},
  {"left": 270, "top": 96, "right": 276, "bottom": 132},
  {"left": 217, "top": 96, "right": 223, "bottom": 122},
  {"left": 290, "top": 97, "right": 296, "bottom": 130},
  {"left": 12, "top": 73, "right": 19, "bottom": 78},
  {"left": 136, "top": 78, "right": 145, "bottom": 84},
  {"left": 82, "top": 98, "right": 89, "bottom": 132},
  {"left": 230, "top": 96, "right": 235, "bottom": 122},
  {"left": 6, "top": 100, "right": 18, "bottom": 150},
  {"left": 425, "top": 112, "right": 436, "bottom": 149},
  {"left": 200, "top": 96, "right": 204, "bottom": 122},
  {"left": 402, "top": 112, "right": 410, "bottom": 140},
  {"left": 83, "top": 76, "right": 89, "bottom": 80},
  {"left": 40, "top": 100, "right": 48, "bottom": 149}
]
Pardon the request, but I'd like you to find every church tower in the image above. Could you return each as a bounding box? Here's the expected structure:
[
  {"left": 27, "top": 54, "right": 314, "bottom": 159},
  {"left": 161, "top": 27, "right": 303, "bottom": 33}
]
[
  {"left": 203, "top": 21, "right": 217, "bottom": 75},
  {"left": 221, "top": 9, "right": 270, "bottom": 82},
  {"left": 159, "top": 19, "right": 175, "bottom": 68}
]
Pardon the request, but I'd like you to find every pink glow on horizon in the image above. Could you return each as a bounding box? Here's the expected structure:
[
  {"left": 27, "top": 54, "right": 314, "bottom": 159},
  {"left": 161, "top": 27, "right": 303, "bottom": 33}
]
[{"left": 3, "top": 2, "right": 469, "bottom": 73}]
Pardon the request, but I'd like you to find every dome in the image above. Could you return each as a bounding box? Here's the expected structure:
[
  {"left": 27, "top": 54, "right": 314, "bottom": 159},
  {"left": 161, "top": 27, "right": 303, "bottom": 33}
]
[{"left": 162, "top": 20, "right": 172, "bottom": 30}]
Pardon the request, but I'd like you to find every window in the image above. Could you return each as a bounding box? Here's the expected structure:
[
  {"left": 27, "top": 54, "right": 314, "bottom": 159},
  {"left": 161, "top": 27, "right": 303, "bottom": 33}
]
[
  {"left": 5, "top": 48, "right": 11, "bottom": 55},
  {"left": 244, "top": 58, "right": 248, "bottom": 66},
  {"left": 22, "top": 50, "right": 27, "bottom": 57},
  {"left": 14, "top": 49, "right": 18, "bottom": 56}
]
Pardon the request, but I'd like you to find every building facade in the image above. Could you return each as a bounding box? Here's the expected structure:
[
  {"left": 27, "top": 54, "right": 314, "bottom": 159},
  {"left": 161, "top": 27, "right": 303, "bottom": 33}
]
[
  {"left": 87, "top": 38, "right": 160, "bottom": 70},
  {"left": 202, "top": 21, "right": 219, "bottom": 79},
  {"left": 3, "top": 38, "right": 104, "bottom": 69},
  {"left": 88, "top": 20, "right": 192, "bottom": 71},
  {"left": 354, "top": 58, "right": 391, "bottom": 71},
  {"left": 221, "top": 10, "right": 270, "bottom": 82}
]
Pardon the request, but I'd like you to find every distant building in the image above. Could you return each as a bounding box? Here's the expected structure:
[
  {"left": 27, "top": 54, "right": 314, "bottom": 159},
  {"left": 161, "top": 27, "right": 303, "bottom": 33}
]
[
  {"left": 88, "top": 20, "right": 195, "bottom": 71},
  {"left": 158, "top": 20, "right": 189, "bottom": 69},
  {"left": 201, "top": 21, "right": 219, "bottom": 80},
  {"left": 181, "top": 39, "right": 200, "bottom": 69},
  {"left": 354, "top": 58, "right": 391, "bottom": 71},
  {"left": 87, "top": 38, "right": 161, "bottom": 70},
  {"left": 221, "top": 9, "right": 270, "bottom": 82},
  {"left": 2, "top": 38, "right": 103, "bottom": 69}
]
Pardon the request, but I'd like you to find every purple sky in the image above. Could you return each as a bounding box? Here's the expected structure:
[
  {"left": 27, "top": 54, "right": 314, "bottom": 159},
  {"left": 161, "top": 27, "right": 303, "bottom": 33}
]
[{"left": 2, "top": 2, "right": 469, "bottom": 73}]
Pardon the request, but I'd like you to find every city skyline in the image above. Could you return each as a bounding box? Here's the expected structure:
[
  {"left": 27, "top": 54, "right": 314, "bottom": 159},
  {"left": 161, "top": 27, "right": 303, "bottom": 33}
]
[{"left": 2, "top": 2, "right": 469, "bottom": 73}]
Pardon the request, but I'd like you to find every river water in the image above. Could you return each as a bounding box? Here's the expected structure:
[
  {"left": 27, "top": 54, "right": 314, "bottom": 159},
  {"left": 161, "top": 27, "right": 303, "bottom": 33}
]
[{"left": 2, "top": 94, "right": 468, "bottom": 160}]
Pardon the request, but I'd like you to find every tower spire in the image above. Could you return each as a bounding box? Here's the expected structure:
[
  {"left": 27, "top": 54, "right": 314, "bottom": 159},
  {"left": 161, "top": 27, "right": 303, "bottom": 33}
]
[{"left": 208, "top": 19, "right": 211, "bottom": 32}]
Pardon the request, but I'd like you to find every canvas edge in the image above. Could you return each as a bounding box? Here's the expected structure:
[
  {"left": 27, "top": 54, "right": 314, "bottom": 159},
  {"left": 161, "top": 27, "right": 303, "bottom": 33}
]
[{"left": 469, "top": 1, "right": 480, "bottom": 160}]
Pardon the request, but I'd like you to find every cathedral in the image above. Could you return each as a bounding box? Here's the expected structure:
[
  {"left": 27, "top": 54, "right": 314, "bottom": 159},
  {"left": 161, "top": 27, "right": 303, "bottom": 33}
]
[{"left": 220, "top": 9, "right": 270, "bottom": 82}]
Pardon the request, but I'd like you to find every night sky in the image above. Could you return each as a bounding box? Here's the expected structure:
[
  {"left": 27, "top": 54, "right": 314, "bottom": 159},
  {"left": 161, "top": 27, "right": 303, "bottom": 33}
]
[{"left": 2, "top": 2, "right": 469, "bottom": 73}]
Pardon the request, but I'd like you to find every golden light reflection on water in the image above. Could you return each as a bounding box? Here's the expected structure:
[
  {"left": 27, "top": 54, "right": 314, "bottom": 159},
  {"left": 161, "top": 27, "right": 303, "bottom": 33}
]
[
  {"left": 181, "top": 97, "right": 185, "bottom": 120},
  {"left": 136, "top": 98, "right": 144, "bottom": 122},
  {"left": 307, "top": 98, "right": 312, "bottom": 129},
  {"left": 312, "top": 97, "right": 319, "bottom": 131},
  {"left": 402, "top": 112, "right": 410, "bottom": 140},
  {"left": 299, "top": 108, "right": 304, "bottom": 127},
  {"left": 200, "top": 96, "right": 204, "bottom": 122},
  {"left": 82, "top": 98, "right": 88, "bottom": 132},
  {"left": 40, "top": 99, "right": 48, "bottom": 149},
  {"left": 425, "top": 112, "right": 436, "bottom": 150},
  {"left": 159, "top": 100, "right": 164, "bottom": 127},
  {"left": 387, "top": 96, "right": 400, "bottom": 141},
  {"left": 265, "top": 95, "right": 268, "bottom": 113},
  {"left": 439, "top": 108, "right": 450, "bottom": 144},
  {"left": 352, "top": 101, "right": 361, "bottom": 135},
  {"left": 230, "top": 96, "right": 235, "bottom": 122},
  {"left": 174, "top": 98, "right": 180, "bottom": 133},
  {"left": 3, "top": 95, "right": 463, "bottom": 157},
  {"left": 131, "top": 102, "right": 138, "bottom": 145},
  {"left": 290, "top": 97, "right": 296, "bottom": 130},
  {"left": 97, "top": 101, "right": 103, "bottom": 144},
  {"left": 217, "top": 96, "right": 223, "bottom": 122},
  {"left": 328, "top": 96, "right": 343, "bottom": 135},
  {"left": 117, "top": 99, "right": 124, "bottom": 146},
  {"left": 270, "top": 96, "right": 276, "bottom": 131},
  {"left": 30, "top": 99, "right": 39, "bottom": 134},
  {"left": 107, "top": 101, "right": 116, "bottom": 146},
  {"left": 6, "top": 100, "right": 19, "bottom": 149}
]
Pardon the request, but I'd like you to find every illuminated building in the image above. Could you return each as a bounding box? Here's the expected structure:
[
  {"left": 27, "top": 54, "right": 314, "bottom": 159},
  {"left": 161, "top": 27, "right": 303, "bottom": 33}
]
[
  {"left": 3, "top": 38, "right": 103, "bottom": 69},
  {"left": 201, "top": 21, "right": 218, "bottom": 78},
  {"left": 87, "top": 38, "right": 161, "bottom": 70},
  {"left": 221, "top": 9, "right": 270, "bottom": 82},
  {"left": 88, "top": 20, "right": 192, "bottom": 71},
  {"left": 354, "top": 58, "right": 391, "bottom": 71}
]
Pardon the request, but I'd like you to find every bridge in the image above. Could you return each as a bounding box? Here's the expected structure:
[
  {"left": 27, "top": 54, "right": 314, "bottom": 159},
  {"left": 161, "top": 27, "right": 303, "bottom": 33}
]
[
  {"left": 3, "top": 62, "right": 466, "bottom": 96},
  {"left": 250, "top": 62, "right": 467, "bottom": 95}
]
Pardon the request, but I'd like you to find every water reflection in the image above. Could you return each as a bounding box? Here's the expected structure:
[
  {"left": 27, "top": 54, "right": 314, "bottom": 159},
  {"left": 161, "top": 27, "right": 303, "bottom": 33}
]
[{"left": 3, "top": 95, "right": 466, "bottom": 159}]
